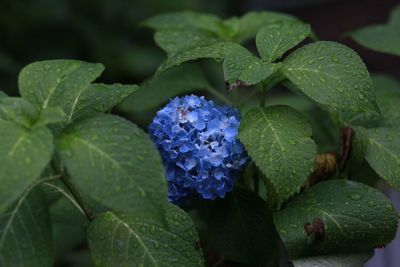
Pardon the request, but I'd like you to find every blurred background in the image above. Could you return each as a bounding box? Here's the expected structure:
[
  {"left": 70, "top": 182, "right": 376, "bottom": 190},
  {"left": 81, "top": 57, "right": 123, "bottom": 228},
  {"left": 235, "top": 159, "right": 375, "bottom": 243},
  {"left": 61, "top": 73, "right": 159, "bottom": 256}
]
[{"left": 0, "top": 0, "right": 398, "bottom": 266}]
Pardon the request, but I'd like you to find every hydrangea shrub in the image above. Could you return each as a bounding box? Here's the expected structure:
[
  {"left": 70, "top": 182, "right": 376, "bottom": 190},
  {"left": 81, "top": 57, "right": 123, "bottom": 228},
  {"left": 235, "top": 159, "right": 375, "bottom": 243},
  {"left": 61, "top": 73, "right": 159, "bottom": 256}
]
[{"left": 0, "top": 6, "right": 400, "bottom": 267}]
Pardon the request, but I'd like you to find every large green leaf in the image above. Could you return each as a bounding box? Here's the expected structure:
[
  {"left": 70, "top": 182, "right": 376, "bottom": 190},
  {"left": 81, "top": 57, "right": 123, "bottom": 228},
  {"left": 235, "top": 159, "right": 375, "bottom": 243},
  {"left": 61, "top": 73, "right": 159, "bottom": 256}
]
[
  {"left": 361, "top": 127, "right": 400, "bottom": 190},
  {"left": 0, "top": 188, "right": 53, "bottom": 267},
  {"left": 256, "top": 21, "right": 311, "bottom": 62},
  {"left": 349, "top": 5, "right": 400, "bottom": 56},
  {"left": 274, "top": 180, "right": 398, "bottom": 258},
  {"left": 223, "top": 46, "right": 277, "bottom": 86},
  {"left": 19, "top": 60, "right": 104, "bottom": 110},
  {"left": 0, "top": 121, "right": 53, "bottom": 213},
  {"left": 282, "top": 41, "right": 378, "bottom": 113},
  {"left": 292, "top": 252, "right": 373, "bottom": 267},
  {"left": 199, "top": 188, "right": 279, "bottom": 265},
  {"left": 57, "top": 114, "right": 167, "bottom": 218},
  {"left": 0, "top": 97, "right": 39, "bottom": 127},
  {"left": 154, "top": 29, "right": 239, "bottom": 72},
  {"left": 87, "top": 205, "right": 204, "bottom": 267},
  {"left": 239, "top": 106, "right": 316, "bottom": 205},
  {"left": 18, "top": 60, "right": 137, "bottom": 124}
]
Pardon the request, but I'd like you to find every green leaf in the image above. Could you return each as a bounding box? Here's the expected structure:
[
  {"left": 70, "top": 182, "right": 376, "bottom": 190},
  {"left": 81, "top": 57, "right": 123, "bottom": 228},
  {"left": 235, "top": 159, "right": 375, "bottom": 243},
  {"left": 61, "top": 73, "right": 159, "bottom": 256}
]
[
  {"left": 18, "top": 60, "right": 104, "bottom": 110},
  {"left": 144, "top": 11, "right": 224, "bottom": 37},
  {"left": 369, "top": 75, "right": 400, "bottom": 127},
  {"left": 223, "top": 46, "right": 277, "bottom": 86},
  {"left": 18, "top": 60, "right": 137, "bottom": 125},
  {"left": 376, "top": 92, "right": 400, "bottom": 127},
  {"left": 349, "top": 5, "right": 400, "bottom": 56},
  {"left": 154, "top": 29, "right": 239, "bottom": 72},
  {"left": 118, "top": 63, "right": 210, "bottom": 114},
  {"left": 0, "top": 97, "right": 39, "bottom": 127},
  {"left": 239, "top": 106, "right": 316, "bottom": 205},
  {"left": 274, "top": 180, "right": 398, "bottom": 258},
  {"left": 87, "top": 206, "right": 204, "bottom": 267},
  {"left": 0, "top": 121, "right": 53, "bottom": 213},
  {"left": 0, "top": 188, "right": 53, "bottom": 267},
  {"left": 265, "top": 94, "right": 339, "bottom": 153},
  {"left": 65, "top": 83, "right": 138, "bottom": 124},
  {"left": 292, "top": 252, "right": 373, "bottom": 267},
  {"left": 256, "top": 21, "right": 311, "bottom": 62},
  {"left": 36, "top": 107, "right": 67, "bottom": 127},
  {"left": 199, "top": 188, "right": 279, "bottom": 265},
  {"left": 223, "top": 11, "right": 298, "bottom": 43},
  {"left": 57, "top": 114, "right": 167, "bottom": 218},
  {"left": 372, "top": 74, "right": 400, "bottom": 93},
  {"left": 281, "top": 41, "right": 378, "bottom": 113},
  {"left": 361, "top": 127, "right": 400, "bottom": 190}
]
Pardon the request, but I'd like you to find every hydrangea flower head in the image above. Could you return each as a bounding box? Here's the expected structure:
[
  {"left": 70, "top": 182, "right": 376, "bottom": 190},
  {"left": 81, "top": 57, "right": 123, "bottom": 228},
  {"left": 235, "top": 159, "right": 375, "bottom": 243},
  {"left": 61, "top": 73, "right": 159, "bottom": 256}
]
[{"left": 149, "top": 95, "right": 248, "bottom": 203}]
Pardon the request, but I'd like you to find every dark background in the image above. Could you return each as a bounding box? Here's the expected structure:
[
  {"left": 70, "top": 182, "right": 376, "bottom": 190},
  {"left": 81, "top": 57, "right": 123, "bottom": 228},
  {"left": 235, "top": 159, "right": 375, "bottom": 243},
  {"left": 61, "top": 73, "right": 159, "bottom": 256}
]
[{"left": 0, "top": 0, "right": 399, "bottom": 97}]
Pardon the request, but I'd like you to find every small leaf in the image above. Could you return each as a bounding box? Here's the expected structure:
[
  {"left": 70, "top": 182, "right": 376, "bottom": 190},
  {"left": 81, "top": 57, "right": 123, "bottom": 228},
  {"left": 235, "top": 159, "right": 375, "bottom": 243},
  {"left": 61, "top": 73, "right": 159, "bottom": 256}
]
[
  {"left": 223, "top": 11, "right": 298, "bottom": 43},
  {"left": 282, "top": 41, "right": 378, "bottom": 113},
  {"left": 349, "top": 5, "right": 400, "bottom": 56},
  {"left": 0, "top": 91, "right": 7, "bottom": 99},
  {"left": 0, "top": 97, "right": 39, "bottom": 127},
  {"left": 274, "top": 180, "right": 398, "bottom": 258},
  {"left": 0, "top": 188, "right": 53, "bottom": 267},
  {"left": 36, "top": 107, "right": 67, "bottom": 127},
  {"left": 199, "top": 188, "right": 279, "bottom": 265},
  {"left": 57, "top": 114, "right": 167, "bottom": 219},
  {"left": 223, "top": 46, "right": 277, "bottom": 86},
  {"left": 239, "top": 105, "right": 316, "bottom": 205},
  {"left": 265, "top": 94, "right": 339, "bottom": 153},
  {"left": 361, "top": 127, "right": 400, "bottom": 190},
  {"left": 292, "top": 252, "right": 373, "bottom": 267},
  {"left": 0, "top": 121, "right": 53, "bottom": 213},
  {"left": 87, "top": 206, "right": 204, "bottom": 267},
  {"left": 256, "top": 21, "right": 311, "bottom": 62}
]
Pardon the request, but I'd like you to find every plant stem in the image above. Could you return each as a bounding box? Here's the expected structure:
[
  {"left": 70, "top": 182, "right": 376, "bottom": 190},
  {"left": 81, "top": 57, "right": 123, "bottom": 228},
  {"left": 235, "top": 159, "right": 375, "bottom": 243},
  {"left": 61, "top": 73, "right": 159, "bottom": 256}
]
[
  {"left": 52, "top": 161, "right": 95, "bottom": 221},
  {"left": 254, "top": 175, "right": 260, "bottom": 195},
  {"left": 43, "top": 182, "right": 86, "bottom": 217},
  {"left": 206, "top": 86, "right": 232, "bottom": 105}
]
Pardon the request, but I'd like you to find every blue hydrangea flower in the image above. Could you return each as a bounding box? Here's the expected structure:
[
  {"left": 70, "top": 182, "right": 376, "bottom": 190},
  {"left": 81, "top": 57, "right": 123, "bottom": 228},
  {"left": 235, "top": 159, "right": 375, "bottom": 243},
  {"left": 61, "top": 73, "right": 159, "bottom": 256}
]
[{"left": 148, "top": 95, "right": 248, "bottom": 203}]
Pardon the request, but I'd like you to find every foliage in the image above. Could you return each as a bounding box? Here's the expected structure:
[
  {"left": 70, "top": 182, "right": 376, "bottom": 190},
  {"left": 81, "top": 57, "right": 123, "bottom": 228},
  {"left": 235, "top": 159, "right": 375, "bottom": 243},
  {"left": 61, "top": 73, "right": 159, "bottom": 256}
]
[
  {"left": 1, "top": 6, "right": 400, "bottom": 267},
  {"left": 349, "top": 4, "right": 400, "bottom": 57}
]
